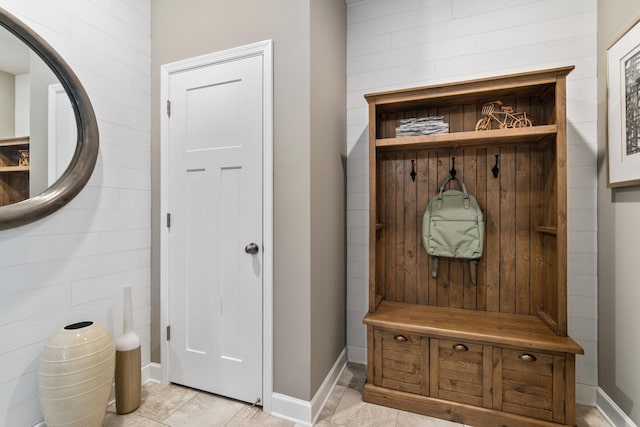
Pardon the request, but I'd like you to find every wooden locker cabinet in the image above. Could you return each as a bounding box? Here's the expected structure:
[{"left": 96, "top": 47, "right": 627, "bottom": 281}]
[
  {"left": 0, "top": 136, "right": 30, "bottom": 206},
  {"left": 362, "top": 67, "right": 584, "bottom": 427},
  {"left": 372, "top": 329, "right": 428, "bottom": 395},
  {"left": 497, "top": 348, "right": 567, "bottom": 423},
  {"left": 430, "top": 338, "right": 487, "bottom": 408}
]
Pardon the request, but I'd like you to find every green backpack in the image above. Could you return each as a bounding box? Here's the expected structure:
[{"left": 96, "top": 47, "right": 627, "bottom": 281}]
[{"left": 422, "top": 175, "right": 484, "bottom": 285}]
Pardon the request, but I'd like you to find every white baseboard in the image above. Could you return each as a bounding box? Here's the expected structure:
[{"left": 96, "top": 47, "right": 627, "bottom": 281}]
[
  {"left": 597, "top": 387, "right": 638, "bottom": 427},
  {"left": 271, "top": 393, "right": 313, "bottom": 426},
  {"left": 270, "top": 348, "right": 347, "bottom": 426},
  {"left": 310, "top": 348, "right": 347, "bottom": 424},
  {"left": 347, "top": 345, "right": 366, "bottom": 365},
  {"left": 143, "top": 362, "right": 162, "bottom": 384},
  {"left": 576, "top": 383, "right": 597, "bottom": 406}
]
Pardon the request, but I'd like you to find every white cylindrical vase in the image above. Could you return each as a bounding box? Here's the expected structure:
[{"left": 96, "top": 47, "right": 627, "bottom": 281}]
[
  {"left": 39, "top": 321, "right": 115, "bottom": 427},
  {"left": 115, "top": 286, "right": 141, "bottom": 414}
]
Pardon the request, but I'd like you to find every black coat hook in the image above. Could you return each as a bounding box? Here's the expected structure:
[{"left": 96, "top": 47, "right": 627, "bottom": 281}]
[
  {"left": 492, "top": 154, "right": 500, "bottom": 178},
  {"left": 410, "top": 160, "right": 417, "bottom": 181},
  {"left": 449, "top": 157, "right": 457, "bottom": 178}
]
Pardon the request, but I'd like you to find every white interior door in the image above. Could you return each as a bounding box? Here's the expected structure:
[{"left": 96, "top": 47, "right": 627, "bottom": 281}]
[
  {"left": 47, "top": 83, "right": 76, "bottom": 185},
  {"left": 166, "top": 53, "right": 263, "bottom": 405}
]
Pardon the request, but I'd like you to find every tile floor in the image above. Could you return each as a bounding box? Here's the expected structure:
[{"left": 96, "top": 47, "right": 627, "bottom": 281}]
[{"left": 103, "top": 363, "right": 613, "bottom": 427}]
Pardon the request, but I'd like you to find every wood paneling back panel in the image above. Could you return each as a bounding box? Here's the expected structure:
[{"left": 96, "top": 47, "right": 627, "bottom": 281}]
[
  {"left": 374, "top": 128, "right": 557, "bottom": 315},
  {"left": 0, "top": 174, "right": 29, "bottom": 205}
]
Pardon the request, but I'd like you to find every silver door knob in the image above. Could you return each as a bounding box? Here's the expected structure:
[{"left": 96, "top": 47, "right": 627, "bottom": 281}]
[{"left": 245, "top": 243, "right": 259, "bottom": 254}]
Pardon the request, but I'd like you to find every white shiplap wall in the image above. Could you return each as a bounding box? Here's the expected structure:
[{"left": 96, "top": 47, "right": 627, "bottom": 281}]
[
  {"left": 0, "top": 1, "right": 150, "bottom": 426},
  {"left": 346, "top": 0, "right": 598, "bottom": 404}
]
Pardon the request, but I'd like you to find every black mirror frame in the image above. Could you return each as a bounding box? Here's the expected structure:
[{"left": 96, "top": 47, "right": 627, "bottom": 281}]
[{"left": 0, "top": 7, "right": 98, "bottom": 230}]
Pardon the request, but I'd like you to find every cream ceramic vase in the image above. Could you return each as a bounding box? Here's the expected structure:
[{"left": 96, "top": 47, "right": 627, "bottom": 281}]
[{"left": 39, "top": 321, "right": 115, "bottom": 427}]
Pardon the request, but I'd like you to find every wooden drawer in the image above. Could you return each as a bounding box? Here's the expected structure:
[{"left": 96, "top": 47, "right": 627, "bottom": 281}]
[
  {"left": 494, "top": 348, "right": 566, "bottom": 423},
  {"left": 373, "top": 329, "right": 428, "bottom": 395},
  {"left": 430, "top": 339, "right": 492, "bottom": 407}
]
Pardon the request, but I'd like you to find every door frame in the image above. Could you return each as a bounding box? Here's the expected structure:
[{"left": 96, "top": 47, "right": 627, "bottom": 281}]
[
  {"left": 47, "top": 83, "right": 74, "bottom": 186},
  {"left": 159, "top": 40, "right": 273, "bottom": 413}
]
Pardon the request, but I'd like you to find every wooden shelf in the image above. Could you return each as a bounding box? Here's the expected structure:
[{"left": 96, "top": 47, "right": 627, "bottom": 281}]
[
  {"left": 376, "top": 125, "right": 557, "bottom": 150},
  {"left": 366, "top": 66, "right": 573, "bottom": 105},
  {"left": 0, "top": 166, "right": 29, "bottom": 173},
  {"left": 375, "top": 223, "right": 383, "bottom": 230},
  {"left": 536, "top": 226, "right": 557, "bottom": 235},
  {"left": 363, "top": 300, "right": 583, "bottom": 355},
  {"left": 0, "top": 136, "right": 29, "bottom": 147}
]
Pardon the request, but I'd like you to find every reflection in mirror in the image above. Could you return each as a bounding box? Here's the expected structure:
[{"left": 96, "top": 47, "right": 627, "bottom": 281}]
[
  {"left": 47, "top": 83, "right": 76, "bottom": 186},
  {"left": 0, "top": 24, "right": 76, "bottom": 206},
  {"left": 0, "top": 6, "right": 97, "bottom": 230}
]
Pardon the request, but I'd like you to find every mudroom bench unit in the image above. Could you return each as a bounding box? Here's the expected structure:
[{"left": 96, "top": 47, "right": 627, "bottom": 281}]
[{"left": 362, "top": 67, "right": 584, "bottom": 427}]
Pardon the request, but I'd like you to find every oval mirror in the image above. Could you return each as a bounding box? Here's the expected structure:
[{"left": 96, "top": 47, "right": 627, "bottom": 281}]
[{"left": 0, "top": 7, "right": 98, "bottom": 229}]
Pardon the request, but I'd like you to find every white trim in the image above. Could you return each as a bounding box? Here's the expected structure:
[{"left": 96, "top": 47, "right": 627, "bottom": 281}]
[
  {"left": 597, "top": 387, "right": 637, "bottom": 427},
  {"left": 271, "top": 393, "right": 313, "bottom": 427},
  {"left": 159, "top": 47, "right": 170, "bottom": 394},
  {"left": 47, "top": 83, "right": 73, "bottom": 186},
  {"left": 47, "top": 83, "right": 61, "bottom": 185},
  {"left": 262, "top": 40, "right": 274, "bottom": 415},
  {"left": 159, "top": 39, "right": 274, "bottom": 413},
  {"left": 347, "top": 345, "right": 367, "bottom": 365},
  {"left": 271, "top": 348, "right": 347, "bottom": 426},
  {"left": 311, "top": 348, "right": 347, "bottom": 423},
  {"left": 142, "top": 362, "right": 162, "bottom": 384},
  {"left": 576, "top": 383, "right": 597, "bottom": 406}
]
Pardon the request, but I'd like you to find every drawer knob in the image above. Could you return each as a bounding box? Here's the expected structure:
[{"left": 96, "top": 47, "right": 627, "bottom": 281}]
[
  {"left": 393, "top": 335, "right": 408, "bottom": 342},
  {"left": 453, "top": 344, "right": 468, "bottom": 352},
  {"left": 518, "top": 353, "right": 537, "bottom": 362}
]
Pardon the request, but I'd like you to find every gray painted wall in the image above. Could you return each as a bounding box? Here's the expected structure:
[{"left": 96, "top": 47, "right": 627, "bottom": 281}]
[
  {"left": 150, "top": 0, "right": 346, "bottom": 400},
  {"left": 309, "top": 0, "right": 347, "bottom": 394},
  {"left": 597, "top": 1, "right": 640, "bottom": 423}
]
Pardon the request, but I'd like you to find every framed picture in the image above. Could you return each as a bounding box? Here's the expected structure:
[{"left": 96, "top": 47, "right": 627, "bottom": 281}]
[{"left": 607, "top": 18, "right": 640, "bottom": 187}]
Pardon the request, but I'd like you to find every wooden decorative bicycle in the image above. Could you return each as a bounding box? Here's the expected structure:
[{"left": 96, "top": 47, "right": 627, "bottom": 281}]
[{"left": 475, "top": 100, "right": 533, "bottom": 130}]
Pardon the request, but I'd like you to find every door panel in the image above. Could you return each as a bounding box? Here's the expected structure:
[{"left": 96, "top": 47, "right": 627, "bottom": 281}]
[{"left": 168, "top": 54, "right": 263, "bottom": 404}]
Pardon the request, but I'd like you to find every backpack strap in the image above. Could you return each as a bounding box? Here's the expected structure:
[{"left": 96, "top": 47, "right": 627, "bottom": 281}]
[
  {"left": 470, "top": 259, "right": 478, "bottom": 285},
  {"left": 437, "top": 175, "right": 470, "bottom": 209},
  {"left": 432, "top": 256, "right": 439, "bottom": 279},
  {"left": 433, "top": 258, "right": 479, "bottom": 285}
]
